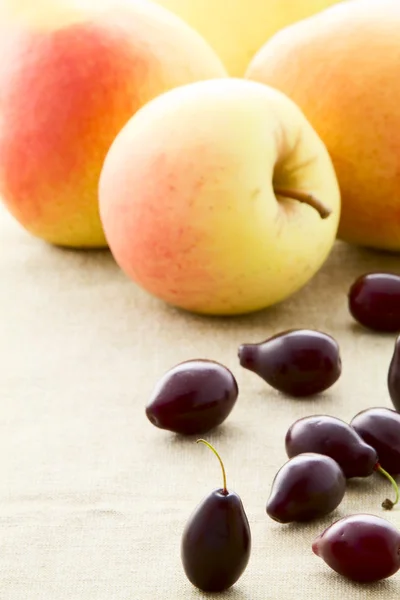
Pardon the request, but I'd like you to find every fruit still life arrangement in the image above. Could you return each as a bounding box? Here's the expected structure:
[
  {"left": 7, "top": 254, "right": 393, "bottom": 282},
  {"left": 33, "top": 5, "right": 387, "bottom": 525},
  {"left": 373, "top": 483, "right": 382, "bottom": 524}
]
[{"left": 3, "top": 0, "right": 400, "bottom": 594}]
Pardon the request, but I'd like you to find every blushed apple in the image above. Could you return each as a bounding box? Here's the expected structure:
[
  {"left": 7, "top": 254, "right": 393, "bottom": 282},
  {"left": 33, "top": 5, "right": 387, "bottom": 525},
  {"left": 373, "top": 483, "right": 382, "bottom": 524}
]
[
  {"left": 0, "top": 0, "right": 226, "bottom": 248},
  {"left": 99, "top": 78, "right": 341, "bottom": 316}
]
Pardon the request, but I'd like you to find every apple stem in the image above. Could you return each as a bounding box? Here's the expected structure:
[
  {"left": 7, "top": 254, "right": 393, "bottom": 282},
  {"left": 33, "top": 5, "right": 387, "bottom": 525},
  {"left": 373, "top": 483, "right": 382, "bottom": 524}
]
[
  {"left": 197, "top": 439, "right": 228, "bottom": 495},
  {"left": 375, "top": 463, "right": 399, "bottom": 510},
  {"left": 274, "top": 187, "right": 332, "bottom": 219}
]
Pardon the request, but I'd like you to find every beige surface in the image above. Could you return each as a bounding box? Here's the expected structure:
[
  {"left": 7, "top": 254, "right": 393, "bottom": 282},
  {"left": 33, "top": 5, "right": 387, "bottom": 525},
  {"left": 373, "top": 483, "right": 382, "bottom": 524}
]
[{"left": 1, "top": 203, "right": 400, "bottom": 599}]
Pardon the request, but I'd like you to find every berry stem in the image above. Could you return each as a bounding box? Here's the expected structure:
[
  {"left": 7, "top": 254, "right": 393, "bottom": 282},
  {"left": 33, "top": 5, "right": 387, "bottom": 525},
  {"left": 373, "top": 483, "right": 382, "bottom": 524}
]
[
  {"left": 375, "top": 463, "right": 400, "bottom": 510},
  {"left": 197, "top": 439, "right": 228, "bottom": 495},
  {"left": 274, "top": 187, "right": 332, "bottom": 219}
]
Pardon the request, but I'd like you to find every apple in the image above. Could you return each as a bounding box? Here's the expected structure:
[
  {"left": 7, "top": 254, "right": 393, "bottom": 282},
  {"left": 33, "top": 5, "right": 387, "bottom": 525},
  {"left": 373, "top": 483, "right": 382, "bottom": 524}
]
[
  {"left": 152, "top": 0, "right": 342, "bottom": 76},
  {"left": 0, "top": 0, "right": 226, "bottom": 248},
  {"left": 99, "top": 78, "right": 341, "bottom": 316},
  {"left": 246, "top": 0, "right": 400, "bottom": 252}
]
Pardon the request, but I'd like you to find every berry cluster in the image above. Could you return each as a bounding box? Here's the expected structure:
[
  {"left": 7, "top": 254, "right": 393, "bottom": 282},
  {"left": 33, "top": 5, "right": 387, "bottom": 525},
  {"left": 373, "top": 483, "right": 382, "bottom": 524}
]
[{"left": 145, "top": 272, "right": 400, "bottom": 592}]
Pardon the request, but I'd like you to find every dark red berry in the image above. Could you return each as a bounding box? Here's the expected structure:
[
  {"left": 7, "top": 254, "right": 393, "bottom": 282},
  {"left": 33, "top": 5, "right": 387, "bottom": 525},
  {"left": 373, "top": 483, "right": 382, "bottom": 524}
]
[
  {"left": 266, "top": 453, "right": 346, "bottom": 523},
  {"left": 146, "top": 359, "right": 238, "bottom": 435},
  {"left": 351, "top": 407, "right": 400, "bottom": 476},
  {"left": 181, "top": 440, "right": 251, "bottom": 592},
  {"left": 238, "top": 329, "right": 341, "bottom": 397},
  {"left": 313, "top": 514, "right": 400, "bottom": 582},
  {"left": 348, "top": 273, "right": 400, "bottom": 332},
  {"left": 388, "top": 335, "right": 400, "bottom": 412},
  {"left": 285, "top": 415, "right": 378, "bottom": 478}
]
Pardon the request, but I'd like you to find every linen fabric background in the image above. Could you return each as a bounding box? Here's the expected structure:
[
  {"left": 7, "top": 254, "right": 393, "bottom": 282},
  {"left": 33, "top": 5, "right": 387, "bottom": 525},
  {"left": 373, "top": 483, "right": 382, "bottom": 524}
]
[{"left": 1, "top": 204, "right": 400, "bottom": 599}]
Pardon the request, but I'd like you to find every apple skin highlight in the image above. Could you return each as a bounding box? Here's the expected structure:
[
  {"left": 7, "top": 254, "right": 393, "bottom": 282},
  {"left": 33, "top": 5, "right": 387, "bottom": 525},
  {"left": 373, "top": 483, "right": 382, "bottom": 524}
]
[
  {"left": 0, "top": 0, "right": 226, "bottom": 248},
  {"left": 99, "top": 79, "right": 341, "bottom": 315}
]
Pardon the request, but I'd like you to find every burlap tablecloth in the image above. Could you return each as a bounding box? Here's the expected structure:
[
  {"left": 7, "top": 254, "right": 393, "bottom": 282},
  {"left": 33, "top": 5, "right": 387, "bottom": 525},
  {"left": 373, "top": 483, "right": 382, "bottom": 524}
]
[{"left": 1, "top": 203, "right": 400, "bottom": 599}]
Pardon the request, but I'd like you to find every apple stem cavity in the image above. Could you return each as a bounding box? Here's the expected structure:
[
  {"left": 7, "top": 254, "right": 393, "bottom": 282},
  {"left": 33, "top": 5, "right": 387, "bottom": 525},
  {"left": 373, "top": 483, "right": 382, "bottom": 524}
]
[
  {"left": 197, "top": 439, "right": 228, "bottom": 495},
  {"left": 274, "top": 187, "right": 332, "bottom": 219},
  {"left": 375, "top": 463, "right": 400, "bottom": 510}
]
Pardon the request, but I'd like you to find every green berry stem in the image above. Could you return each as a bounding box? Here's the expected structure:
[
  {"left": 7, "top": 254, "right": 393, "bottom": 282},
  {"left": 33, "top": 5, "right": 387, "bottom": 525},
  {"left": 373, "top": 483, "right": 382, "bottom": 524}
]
[
  {"left": 197, "top": 439, "right": 228, "bottom": 494},
  {"left": 375, "top": 463, "right": 400, "bottom": 510}
]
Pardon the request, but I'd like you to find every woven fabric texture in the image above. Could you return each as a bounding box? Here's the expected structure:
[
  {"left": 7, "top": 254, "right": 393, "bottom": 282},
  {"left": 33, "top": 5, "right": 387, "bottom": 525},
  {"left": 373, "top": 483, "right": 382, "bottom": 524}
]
[{"left": 1, "top": 205, "right": 399, "bottom": 599}]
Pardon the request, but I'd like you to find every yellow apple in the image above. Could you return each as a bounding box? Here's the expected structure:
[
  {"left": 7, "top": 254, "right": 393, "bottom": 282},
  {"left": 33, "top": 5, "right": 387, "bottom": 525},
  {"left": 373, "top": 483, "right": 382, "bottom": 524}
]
[
  {"left": 0, "top": 0, "right": 226, "bottom": 248},
  {"left": 246, "top": 0, "right": 400, "bottom": 251},
  {"left": 152, "top": 0, "right": 342, "bottom": 76},
  {"left": 99, "top": 78, "right": 341, "bottom": 316}
]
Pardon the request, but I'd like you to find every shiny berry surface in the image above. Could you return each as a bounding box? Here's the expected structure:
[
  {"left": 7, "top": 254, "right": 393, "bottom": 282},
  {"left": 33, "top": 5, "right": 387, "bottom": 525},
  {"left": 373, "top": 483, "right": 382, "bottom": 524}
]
[
  {"left": 350, "top": 407, "right": 400, "bottom": 475},
  {"left": 285, "top": 415, "right": 378, "bottom": 478},
  {"left": 239, "top": 329, "right": 341, "bottom": 397},
  {"left": 388, "top": 335, "right": 400, "bottom": 412},
  {"left": 182, "top": 489, "right": 251, "bottom": 592},
  {"left": 146, "top": 360, "right": 238, "bottom": 435},
  {"left": 266, "top": 453, "right": 346, "bottom": 523},
  {"left": 313, "top": 514, "right": 400, "bottom": 582},
  {"left": 348, "top": 273, "right": 400, "bottom": 332},
  {"left": 181, "top": 440, "right": 251, "bottom": 592}
]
